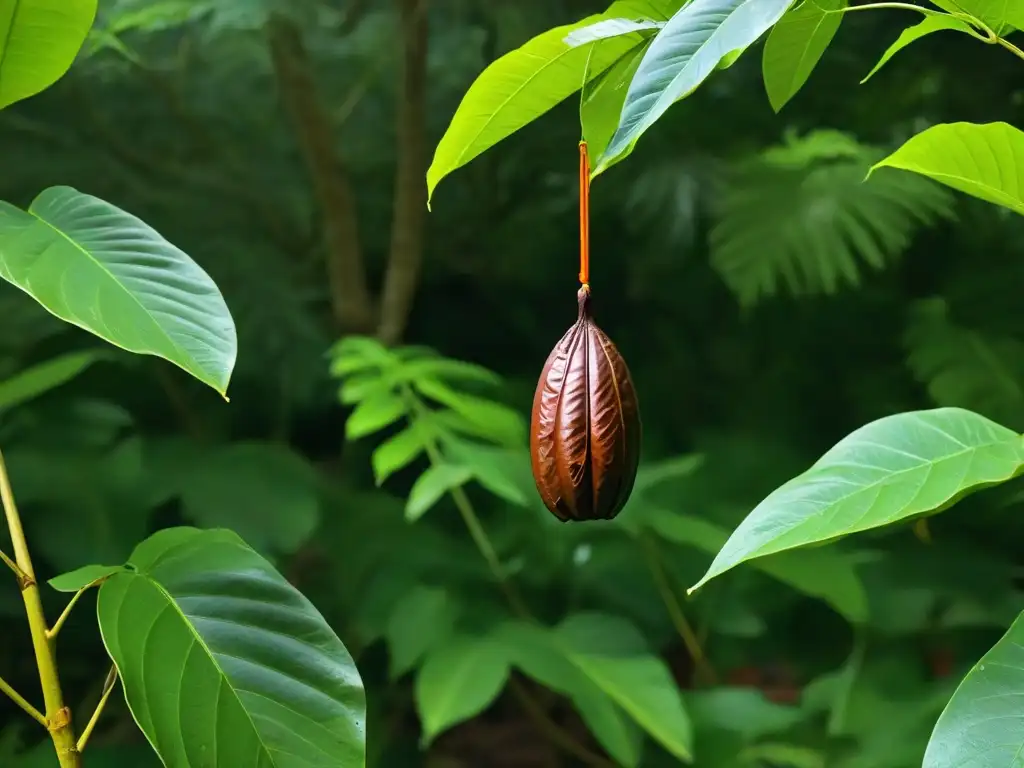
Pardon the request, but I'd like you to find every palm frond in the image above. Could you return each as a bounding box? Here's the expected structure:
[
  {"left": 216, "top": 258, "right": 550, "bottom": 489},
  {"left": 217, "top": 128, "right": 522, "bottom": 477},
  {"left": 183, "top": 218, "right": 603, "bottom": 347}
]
[{"left": 711, "top": 130, "right": 956, "bottom": 307}]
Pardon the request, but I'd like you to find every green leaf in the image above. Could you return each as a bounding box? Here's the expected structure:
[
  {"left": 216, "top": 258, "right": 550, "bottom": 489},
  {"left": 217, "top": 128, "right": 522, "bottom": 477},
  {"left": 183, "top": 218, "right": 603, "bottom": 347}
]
[
  {"left": 870, "top": 122, "right": 1024, "bottom": 216},
  {"left": 687, "top": 688, "right": 810, "bottom": 740},
  {"left": 0, "top": 350, "right": 106, "bottom": 412},
  {"left": 496, "top": 621, "right": 642, "bottom": 767},
  {"left": 346, "top": 392, "right": 407, "bottom": 439},
  {"left": 426, "top": 12, "right": 657, "bottom": 206},
  {"left": 929, "top": 0, "right": 1024, "bottom": 33},
  {"left": 861, "top": 15, "right": 975, "bottom": 83},
  {"left": 372, "top": 425, "right": 429, "bottom": 485},
  {"left": 556, "top": 613, "right": 693, "bottom": 761},
  {"left": 97, "top": 527, "right": 365, "bottom": 767},
  {"left": 415, "top": 377, "right": 527, "bottom": 447},
  {"left": 415, "top": 633, "right": 509, "bottom": 743},
  {"left": 565, "top": 18, "right": 664, "bottom": 46},
  {"left": 0, "top": 0, "right": 97, "bottom": 110},
  {"left": 48, "top": 564, "right": 122, "bottom": 592},
  {"left": 581, "top": 38, "right": 651, "bottom": 164},
  {"left": 598, "top": 0, "right": 795, "bottom": 174},
  {"left": 762, "top": 0, "right": 846, "bottom": 112},
  {"left": 401, "top": 356, "right": 502, "bottom": 387},
  {"left": 386, "top": 586, "right": 458, "bottom": 680},
  {"left": 0, "top": 187, "right": 236, "bottom": 395},
  {"left": 741, "top": 743, "right": 825, "bottom": 767},
  {"left": 444, "top": 438, "right": 531, "bottom": 506},
  {"left": 406, "top": 463, "right": 473, "bottom": 521},
  {"left": 923, "top": 610, "right": 1024, "bottom": 766},
  {"left": 690, "top": 408, "right": 1024, "bottom": 593},
  {"left": 180, "top": 442, "right": 320, "bottom": 555}
]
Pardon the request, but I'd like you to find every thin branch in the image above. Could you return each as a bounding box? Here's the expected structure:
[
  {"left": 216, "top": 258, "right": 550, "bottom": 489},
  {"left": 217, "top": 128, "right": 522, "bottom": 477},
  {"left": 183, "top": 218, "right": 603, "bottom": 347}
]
[
  {"left": 0, "top": 672, "right": 46, "bottom": 727},
  {"left": 76, "top": 667, "right": 118, "bottom": 754},
  {"left": 0, "top": 548, "right": 26, "bottom": 582}
]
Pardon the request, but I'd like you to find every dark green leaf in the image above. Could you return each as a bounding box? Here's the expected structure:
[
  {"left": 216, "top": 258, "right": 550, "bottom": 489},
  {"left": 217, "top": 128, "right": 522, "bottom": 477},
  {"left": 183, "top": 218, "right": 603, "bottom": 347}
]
[{"left": 386, "top": 586, "right": 458, "bottom": 679}]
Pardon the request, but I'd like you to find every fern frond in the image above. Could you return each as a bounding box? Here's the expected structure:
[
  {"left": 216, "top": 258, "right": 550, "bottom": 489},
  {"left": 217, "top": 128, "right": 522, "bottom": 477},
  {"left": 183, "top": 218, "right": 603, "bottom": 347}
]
[
  {"left": 710, "top": 130, "right": 956, "bottom": 307},
  {"left": 905, "top": 298, "right": 1024, "bottom": 430}
]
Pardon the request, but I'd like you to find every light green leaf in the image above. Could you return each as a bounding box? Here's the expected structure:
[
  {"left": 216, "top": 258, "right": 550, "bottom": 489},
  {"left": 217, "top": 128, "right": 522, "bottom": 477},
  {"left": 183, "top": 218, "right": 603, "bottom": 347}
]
[
  {"left": 49, "top": 564, "right": 122, "bottom": 592},
  {"left": 565, "top": 18, "right": 665, "bottom": 46},
  {"left": 598, "top": 0, "right": 796, "bottom": 174},
  {"left": 923, "top": 610, "right": 1024, "bottom": 766},
  {"left": 386, "top": 586, "right": 458, "bottom": 680},
  {"left": 97, "top": 527, "right": 365, "bottom": 767},
  {"left": 643, "top": 508, "right": 867, "bottom": 623},
  {"left": 415, "top": 634, "right": 509, "bottom": 743},
  {"left": 762, "top": 0, "right": 846, "bottom": 112},
  {"left": 426, "top": 12, "right": 657, "bottom": 206},
  {"left": 581, "top": 38, "right": 652, "bottom": 164},
  {"left": 929, "top": 0, "right": 1023, "bottom": 33},
  {"left": 557, "top": 613, "right": 693, "bottom": 762},
  {"left": 406, "top": 463, "right": 473, "bottom": 521},
  {"left": 444, "top": 438, "right": 531, "bottom": 506},
  {"left": 372, "top": 425, "right": 429, "bottom": 485},
  {"left": 862, "top": 15, "right": 975, "bottom": 83},
  {"left": 415, "top": 377, "right": 527, "bottom": 447},
  {"left": 690, "top": 408, "right": 1024, "bottom": 593},
  {"left": 0, "top": 187, "right": 236, "bottom": 395},
  {"left": 0, "top": 0, "right": 97, "bottom": 110},
  {"left": 0, "top": 350, "right": 106, "bottom": 413},
  {"left": 401, "top": 356, "right": 502, "bottom": 387},
  {"left": 496, "top": 621, "right": 642, "bottom": 767},
  {"left": 871, "top": 122, "right": 1024, "bottom": 216},
  {"left": 346, "top": 392, "right": 407, "bottom": 439}
]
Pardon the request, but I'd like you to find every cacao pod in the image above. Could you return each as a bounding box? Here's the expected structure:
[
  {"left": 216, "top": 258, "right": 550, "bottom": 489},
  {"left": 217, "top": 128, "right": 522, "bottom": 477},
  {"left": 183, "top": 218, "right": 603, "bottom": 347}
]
[{"left": 530, "top": 286, "right": 641, "bottom": 521}]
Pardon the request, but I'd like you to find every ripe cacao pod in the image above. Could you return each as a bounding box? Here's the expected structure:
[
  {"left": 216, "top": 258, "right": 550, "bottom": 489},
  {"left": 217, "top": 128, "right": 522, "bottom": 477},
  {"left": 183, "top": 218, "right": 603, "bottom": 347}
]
[{"left": 530, "top": 286, "right": 641, "bottom": 521}]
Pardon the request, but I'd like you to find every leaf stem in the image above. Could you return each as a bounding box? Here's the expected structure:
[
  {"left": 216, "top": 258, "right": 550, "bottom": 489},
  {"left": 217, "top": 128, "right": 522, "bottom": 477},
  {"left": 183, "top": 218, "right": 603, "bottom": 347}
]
[
  {"left": 998, "top": 37, "right": 1024, "bottom": 61},
  {"left": 76, "top": 667, "right": 118, "bottom": 754},
  {"left": 0, "top": 448, "right": 80, "bottom": 767},
  {"left": 0, "top": 672, "right": 46, "bottom": 727},
  {"left": 640, "top": 534, "right": 717, "bottom": 685},
  {"left": 47, "top": 586, "right": 91, "bottom": 641}
]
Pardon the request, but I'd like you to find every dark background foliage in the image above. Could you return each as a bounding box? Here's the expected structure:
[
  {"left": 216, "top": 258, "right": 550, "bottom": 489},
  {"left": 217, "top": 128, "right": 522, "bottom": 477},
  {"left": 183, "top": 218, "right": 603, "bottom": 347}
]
[{"left": 1, "top": 0, "right": 1022, "bottom": 765}]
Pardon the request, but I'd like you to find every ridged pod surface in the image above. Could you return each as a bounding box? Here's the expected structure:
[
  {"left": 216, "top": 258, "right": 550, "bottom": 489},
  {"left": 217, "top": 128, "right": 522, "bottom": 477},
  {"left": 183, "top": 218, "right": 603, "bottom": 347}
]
[{"left": 530, "top": 286, "right": 641, "bottom": 521}]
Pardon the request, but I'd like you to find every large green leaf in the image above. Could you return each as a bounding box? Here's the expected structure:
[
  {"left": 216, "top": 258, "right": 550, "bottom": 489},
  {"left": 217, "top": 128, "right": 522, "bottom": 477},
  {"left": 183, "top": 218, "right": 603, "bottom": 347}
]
[
  {"left": 598, "top": 0, "right": 795, "bottom": 173},
  {"left": 871, "top": 122, "right": 1024, "bottom": 217},
  {"left": 690, "top": 408, "right": 1024, "bottom": 593},
  {"left": 556, "top": 613, "right": 693, "bottom": 762},
  {"left": 762, "top": 0, "right": 846, "bottom": 112},
  {"left": 0, "top": 350, "right": 106, "bottom": 413},
  {"left": 861, "top": 15, "right": 975, "bottom": 83},
  {"left": 0, "top": 187, "right": 236, "bottom": 395},
  {"left": 415, "top": 633, "right": 510, "bottom": 742},
  {"left": 96, "top": 527, "right": 365, "bottom": 767},
  {"left": 923, "top": 611, "right": 1024, "bottom": 766},
  {"left": 0, "top": 0, "right": 97, "bottom": 110},
  {"left": 581, "top": 38, "right": 651, "bottom": 164},
  {"left": 930, "top": 0, "right": 1024, "bottom": 33}
]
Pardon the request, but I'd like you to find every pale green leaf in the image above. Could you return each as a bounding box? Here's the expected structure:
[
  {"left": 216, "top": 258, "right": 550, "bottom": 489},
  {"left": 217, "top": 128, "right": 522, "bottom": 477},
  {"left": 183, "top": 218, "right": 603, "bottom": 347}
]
[
  {"left": 346, "top": 392, "right": 407, "bottom": 439},
  {"left": 0, "top": 0, "right": 97, "bottom": 110},
  {"left": 0, "top": 187, "right": 236, "bottom": 395},
  {"left": 565, "top": 18, "right": 664, "bottom": 46},
  {"left": 871, "top": 122, "right": 1024, "bottom": 216},
  {"left": 862, "top": 15, "right": 975, "bottom": 83},
  {"left": 762, "top": 0, "right": 846, "bottom": 112},
  {"left": 690, "top": 408, "right": 1024, "bottom": 593},
  {"left": 97, "top": 527, "right": 365, "bottom": 767},
  {"left": 372, "top": 425, "right": 429, "bottom": 485},
  {"left": 923, "top": 610, "right": 1024, "bottom": 766},
  {"left": 406, "top": 463, "right": 473, "bottom": 521},
  {"left": 581, "top": 38, "right": 651, "bottom": 164},
  {"left": 0, "top": 350, "right": 106, "bottom": 413},
  {"left": 415, "top": 634, "right": 509, "bottom": 742},
  {"left": 598, "top": 0, "right": 796, "bottom": 174}
]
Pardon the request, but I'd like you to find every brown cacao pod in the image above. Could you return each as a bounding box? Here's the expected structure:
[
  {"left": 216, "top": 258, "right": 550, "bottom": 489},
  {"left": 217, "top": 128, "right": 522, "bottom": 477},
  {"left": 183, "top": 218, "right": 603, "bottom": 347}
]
[{"left": 530, "top": 286, "right": 641, "bottom": 522}]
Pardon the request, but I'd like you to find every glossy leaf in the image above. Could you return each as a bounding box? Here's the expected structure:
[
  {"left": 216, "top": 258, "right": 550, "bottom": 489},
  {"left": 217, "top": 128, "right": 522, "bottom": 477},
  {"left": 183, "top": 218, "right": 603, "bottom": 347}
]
[
  {"left": 406, "top": 463, "right": 473, "bottom": 521},
  {"left": 762, "top": 0, "right": 846, "bottom": 111},
  {"left": 581, "top": 38, "right": 651, "bottom": 165},
  {"left": 923, "top": 610, "right": 1024, "bottom": 766},
  {"left": 861, "top": 15, "right": 974, "bottom": 83},
  {"left": 0, "top": 350, "right": 106, "bottom": 413},
  {"left": 415, "top": 633, "right": 509, "bottom": 742},
  {"left": 346, "top": 392, "right": 407, "bottom": 439},
  {"left": 691, "top": 408, "right": 1024, "bottom": 593},
  {"left": 49, "top": 564, "right": 121, "bottom": 592},
  {"left": 372, "top": 425, "right": 429, "bottom": 485},
  {"left": 598, "top": 0, "right": 795, "bottom": 173},
  {"left": 871, "top": 122, "right": 1024, "bottom": 216},
  {"left": 0, "top": 187, "right": 236, "bottom": 395},
  {"left": 497, "top": 621, "right": 642, "bottom": 767},
  {"left": 565, "top": 18, "right": 664, "bottom": 46},
  {"left": 96, "top": 527, "right": 366, "bottom": 767},
  {"left": 557, "top": 613, "right": 693, "bottom": 761},
  {"left": 0, "top": 0, "right": 97, "bottom": 110}
]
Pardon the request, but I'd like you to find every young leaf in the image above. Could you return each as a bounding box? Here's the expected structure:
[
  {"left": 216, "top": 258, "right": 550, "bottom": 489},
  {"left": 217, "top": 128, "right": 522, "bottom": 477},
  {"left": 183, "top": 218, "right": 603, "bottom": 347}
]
[
  {"left": 96, "top": 527, "right": 365, "bottom": 767},
  {"left": 870, "top": 122, "right": 1024, "bottom": 216},
  {"left": 762, "top": 0, "right": 846, "bottom": 112},
  {"left": 861, "top": 15, "right": 975, "bottom": 83},
  {"left": 0, "top": 0, "right": 97, "bottom": 110},
  {"left": 346, "top": 392, "right": 407, "bottom": 439},
  {"left": 0, "top": 187, "right": 237, "bottom": 396},
  {"left": 690, "top": 408, "right": 1024, "bottom": 594},
  {"left": 923, "top": 610, "right": 1024, "bottom": 766},
  {"left": 415, "top": 634, "right": 510, "bottom": 743},
  {"left": 406, "top": 464, "right": 473, "bottom": 521},
  {"left": 597, "top": 0, "right": 796, "bottom": 174},
  {"left": 0, "top": 350, "right": 106, "bottom": 413},
  {"left": 372, "top": 425, "right": 429, "bottom": 485}
]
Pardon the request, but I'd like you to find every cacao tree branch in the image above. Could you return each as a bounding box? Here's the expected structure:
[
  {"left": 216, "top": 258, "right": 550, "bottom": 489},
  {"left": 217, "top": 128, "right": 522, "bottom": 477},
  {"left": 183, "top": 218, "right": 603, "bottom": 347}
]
[
  {"left": 267, "top": 14, "right": 376, "bottom": 334},
  {"left": 0, "top": 672, "right": 46, "bottom": 727}
]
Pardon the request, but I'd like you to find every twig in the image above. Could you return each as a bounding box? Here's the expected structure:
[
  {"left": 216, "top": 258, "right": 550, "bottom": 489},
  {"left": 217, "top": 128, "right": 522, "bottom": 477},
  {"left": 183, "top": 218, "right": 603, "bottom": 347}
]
[
  {"left": 76, "top": 667, "right": 118, "bottom": 754},
  {"left": 0, "top": 673, "right": 46, "bottom": 727},
  {"left": 0, "top": 549, "right": 26, "bottom": 582}
]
